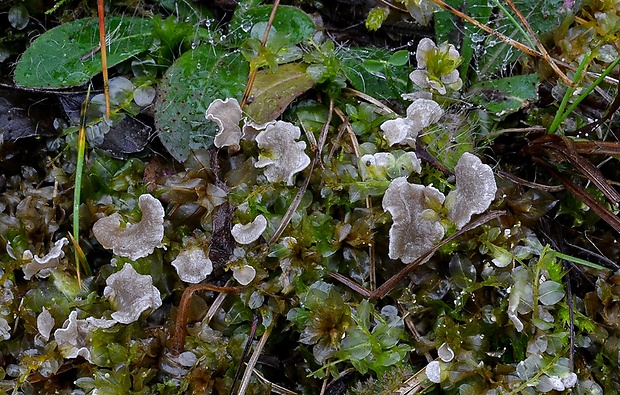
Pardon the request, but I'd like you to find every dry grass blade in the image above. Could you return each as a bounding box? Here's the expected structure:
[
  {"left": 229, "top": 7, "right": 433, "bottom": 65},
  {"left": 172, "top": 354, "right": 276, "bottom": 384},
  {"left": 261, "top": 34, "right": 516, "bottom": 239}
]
[
  {"left": 503, "top": 0, "right": 573, "bottom": 86},
  {"left": 171, "top": 284, "right": 243, "bottom": 355},
  {"left": 429, "top": 0, "right": 577, "bottom": 86},
  {"left": 330, "top": 211, "right": 507, "bottom": 299},
  {"left": 97, "top": 0, "right": 110, "bottom": 118},
  {"left": 241, "top": 0, "right": 281, "bottom": 108}
]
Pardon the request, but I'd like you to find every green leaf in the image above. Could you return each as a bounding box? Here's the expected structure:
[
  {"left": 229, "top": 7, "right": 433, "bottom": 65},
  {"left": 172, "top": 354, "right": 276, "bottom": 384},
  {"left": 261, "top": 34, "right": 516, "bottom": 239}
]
[
  {"left": 245, "top": 62, "right": 316, "bottom": 124},
  {"left": 388, "top": 50, "right": 410, "bottom": 67},
  {"left": 229, "top": 5, "right": 315, "bottom": 46},
  {"left": 467, "top": 74, "right": 539, "bottom": 118},
  {"left": 14, "top": 17, "right": 153, "bottom": 88},
  {"left": 538, "top": 280, "right": 564, "bottom": 306},
  {"left": 339, "top": 47, "right": 411, "bottom": 100},
  {"left": 449, "top": 254, "right": 477, "bottom": 289},
  {"left": 154, "top": 45, "right": 248, "bottom": 162}
]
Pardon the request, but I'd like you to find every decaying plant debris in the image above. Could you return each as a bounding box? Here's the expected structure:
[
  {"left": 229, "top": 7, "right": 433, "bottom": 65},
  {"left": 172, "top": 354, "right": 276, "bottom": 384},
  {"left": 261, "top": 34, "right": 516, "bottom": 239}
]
[{"left": 1, "top": 0, "right": 620, "bottom": 393}]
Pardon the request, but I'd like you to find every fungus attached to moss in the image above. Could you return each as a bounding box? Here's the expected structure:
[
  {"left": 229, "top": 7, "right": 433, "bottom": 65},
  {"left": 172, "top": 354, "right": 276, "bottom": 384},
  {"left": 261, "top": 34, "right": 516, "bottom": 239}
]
[
  {"left": 37, "top": 308, "right": 54, "bottom": 341},
  {"left": 231, "top": 214, "right": 268, "bottom": 244},
  {"left": 382, "top": 177, "right": 446, "bottom": 263},
  {"left": 103, "top": 263, "right": 162, "bottom": 324},
  {"left": 206, "top": 98, "right": 244, "bottom": 149},
  {"left": 232, "top": 264, "right": 256, "bottom": 285},
  {"left": 22, "top": 237, "right": 69, "bottom": 280},
  {"left": 254, "top": 121, "right": 311, "bottom": 186},
  {"left": 92, "top": 194, "right": 165, "bottom": 260},
  {"left": 54, "top": 311, "right": 116, "bottom": 362},
  {"left": 445, "top": 152, "right": 497, "bottom": 229},
  {"left": 171, "top": 246, "right": 213, "bottom": 284},
  {"left": 380, "top": 99, "right": 443, "bottom": 147}
]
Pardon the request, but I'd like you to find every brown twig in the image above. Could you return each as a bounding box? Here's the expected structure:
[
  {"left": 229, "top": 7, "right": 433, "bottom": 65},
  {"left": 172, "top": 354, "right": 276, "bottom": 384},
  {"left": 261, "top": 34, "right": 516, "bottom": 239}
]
[
  {"left": 171, "top": 284, "right": 242, "bottom": 355},
  {"left": 330, "top": 210, "right": 507, "bottom": 299},
  {"left": 429, "top": 0, "right": 577, "bottom": 86},
  {"left": 240, "top": 0, "right": 280, "bottom": 108},
  {"left": 268, "top": 98, "right": 334, "bottom": 244},
  {"left": 97, "top": 0, "right": 110, "bottom": 119}
]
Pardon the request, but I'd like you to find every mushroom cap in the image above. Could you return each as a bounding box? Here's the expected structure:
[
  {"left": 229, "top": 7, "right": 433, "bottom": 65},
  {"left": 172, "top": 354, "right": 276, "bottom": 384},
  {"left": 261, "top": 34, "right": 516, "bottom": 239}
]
[
  {"left": 92, "top": 194, "right": 165, "bottom": 261},
  {"left": 233, "top": 264, "right": 256, "bottom": 285},
  {"left": 22, "top": 237, "right": 68, "bottom": 280},
  {"left": 254, "top": 121, "right": 311, "bottom": 186},
  {"left": 383, "top": 177, "right": 446, "bottom": 263},
  {"left": 171, "top": 246, "right": 213, "bottom": 284},
  {"left": 206, "top": 98, "right": 244, "bottom": 149},
  {"left": 232, "top": 214, "right": 268, "bottom": 245},
  {"left": 103, "top": 263, "right": 162, "bottom": 324},
  {"left": 37, "top": 308, "right": 54, "bottom": 341},
  {"left": 446, "top": 152, "right": 497, "bottom": 229}
]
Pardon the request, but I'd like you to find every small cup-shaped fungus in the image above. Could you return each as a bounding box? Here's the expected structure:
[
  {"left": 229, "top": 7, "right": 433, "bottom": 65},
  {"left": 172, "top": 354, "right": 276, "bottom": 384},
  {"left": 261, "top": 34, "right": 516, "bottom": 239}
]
[
  {"left": 445, "top": 152, "right": 497, "bottom": 229},
  {"left": 254, "top": 121, "right": 311, "bottom": 186},
  {"left": 92, "top": 194, "right": 165, "bottom": 261},
  {"left": 171, "top": 246, "right": 213, "bottom": 284},
  {"left": 383, "top": 177, "right": 446, "bottom": 263},
  {"left": 103, "top": 263, "right": 162, "bottom": 324},
  {"left": 206, "top": 98, "right": 244, "bottom": 149},
  {"left": 232, "top": 214, "right": 268, "bottom": 245},
  {"left": 232, "top": 264, "right": 256, "bottom": 285},
  {"left": 380, "top": 99, "right": 443, "bottom": 147},
  {"left": 22, "top": 237, "right": 69, "bottom": 280},
  {"left": 37, "top": 308, "right": 54, "bottom": 341},
  {"left": 54, "top": 311, "right": 116, "bottom": 362}
]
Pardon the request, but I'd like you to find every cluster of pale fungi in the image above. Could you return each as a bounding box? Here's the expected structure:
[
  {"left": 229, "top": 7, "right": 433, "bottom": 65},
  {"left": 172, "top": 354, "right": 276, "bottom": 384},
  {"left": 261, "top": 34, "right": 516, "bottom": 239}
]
[{"left": 20, "top": 39, "right": 497, "bottom": 365}]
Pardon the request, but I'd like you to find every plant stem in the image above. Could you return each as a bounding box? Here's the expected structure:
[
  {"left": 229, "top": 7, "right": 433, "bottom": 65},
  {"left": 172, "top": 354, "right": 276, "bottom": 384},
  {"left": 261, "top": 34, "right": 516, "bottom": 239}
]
[
  {"left": 73, "top": 87, "right": 93, "bottom": 284},
  {"left": 548, "top": 51, "right": 594, "bottom": 134}
]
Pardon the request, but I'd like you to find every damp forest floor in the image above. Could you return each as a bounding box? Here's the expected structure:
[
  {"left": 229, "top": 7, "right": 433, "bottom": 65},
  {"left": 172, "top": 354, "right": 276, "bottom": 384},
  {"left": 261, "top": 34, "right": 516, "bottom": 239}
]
[{"left": 1, "top": 0, "right": 620, "bottom": 394}]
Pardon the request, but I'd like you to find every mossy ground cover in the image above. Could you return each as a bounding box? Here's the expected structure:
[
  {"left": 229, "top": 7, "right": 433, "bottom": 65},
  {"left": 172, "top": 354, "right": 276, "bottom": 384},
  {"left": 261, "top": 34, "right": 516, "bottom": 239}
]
[{"left": 0, "top": 0, "right": 620, "bottom": 393}]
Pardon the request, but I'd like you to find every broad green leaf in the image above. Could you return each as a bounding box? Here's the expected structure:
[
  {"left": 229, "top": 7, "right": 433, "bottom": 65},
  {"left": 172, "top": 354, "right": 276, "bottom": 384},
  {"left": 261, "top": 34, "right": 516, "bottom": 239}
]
[
  {"left": 538, "top": 280, "right": 564, "bottom": 306},
  {"left": 245, "top": 63, "right": 315, "bottom": 124},
  {"left": 229, "top": 5, "right": 315, "bottom": 46},
  {"left": 14, "top": 17, "right": 153, "bottom": 89},
  {"left": 154, "top": 45, "right": 248, "bottom": 162},
  {"left": 467, "top": 74, "right": 539, "bottom": 118},
  {"left": 388, "top": 50, "right": 410, "bottom": 67},
  {"left": 339, "top": 47, "right": 411, "bottom": 100}
]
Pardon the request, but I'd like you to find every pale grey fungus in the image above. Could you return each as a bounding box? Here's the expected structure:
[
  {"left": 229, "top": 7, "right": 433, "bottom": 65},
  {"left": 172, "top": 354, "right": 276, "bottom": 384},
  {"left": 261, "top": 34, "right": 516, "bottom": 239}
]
[
  {"left": 438, "top": 342, "right": 455, "bottom": 362},
  {"left": 206, "top": 98, "right": 244, "bottom": 149},
  {"left": 22, "top": 237, "right": 69, "bottom": 280},
  {"left": 54, "top": 311, "right": 92, "bottom": 361},
  {"left": 37, "top": 308, "right": 54, "bottom": 341},
  {"left": 171, "top": 246, "right": 213, "bottom": 284},
  {"left": 103, "top": 263, "right": 162, "bottom": 324},
  {"left": 380, "top": 99, "right": 443, "bottom": 147},
  {"left": 445, "top": 152, "right": 497, "bottom": 229},
  {"left": 0, "top": 317, "right": 10, "bottom": 340},
  {"left": 54, "top": 312, "right": 116, "bottom": 362},
  {"left": 426, "top": 360, "right": 442, "bottom": 383},
  {"left": 383, "top": 177, "right": 446, "bottom": 263},
  {"left": 92, "top": 194, "right": 165, "bottom": 260},
  {"left": 232, "top": 264, "right": 256, "bottom": 285},
  {"left": 254, "top": 121, "right": 311, "bottom": 185},
  {"left": 380, "top": 117, "right": 418, "bottom": 147},
  {"left": 231, "top": 214, "right": 268, "bottom": 244}
]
